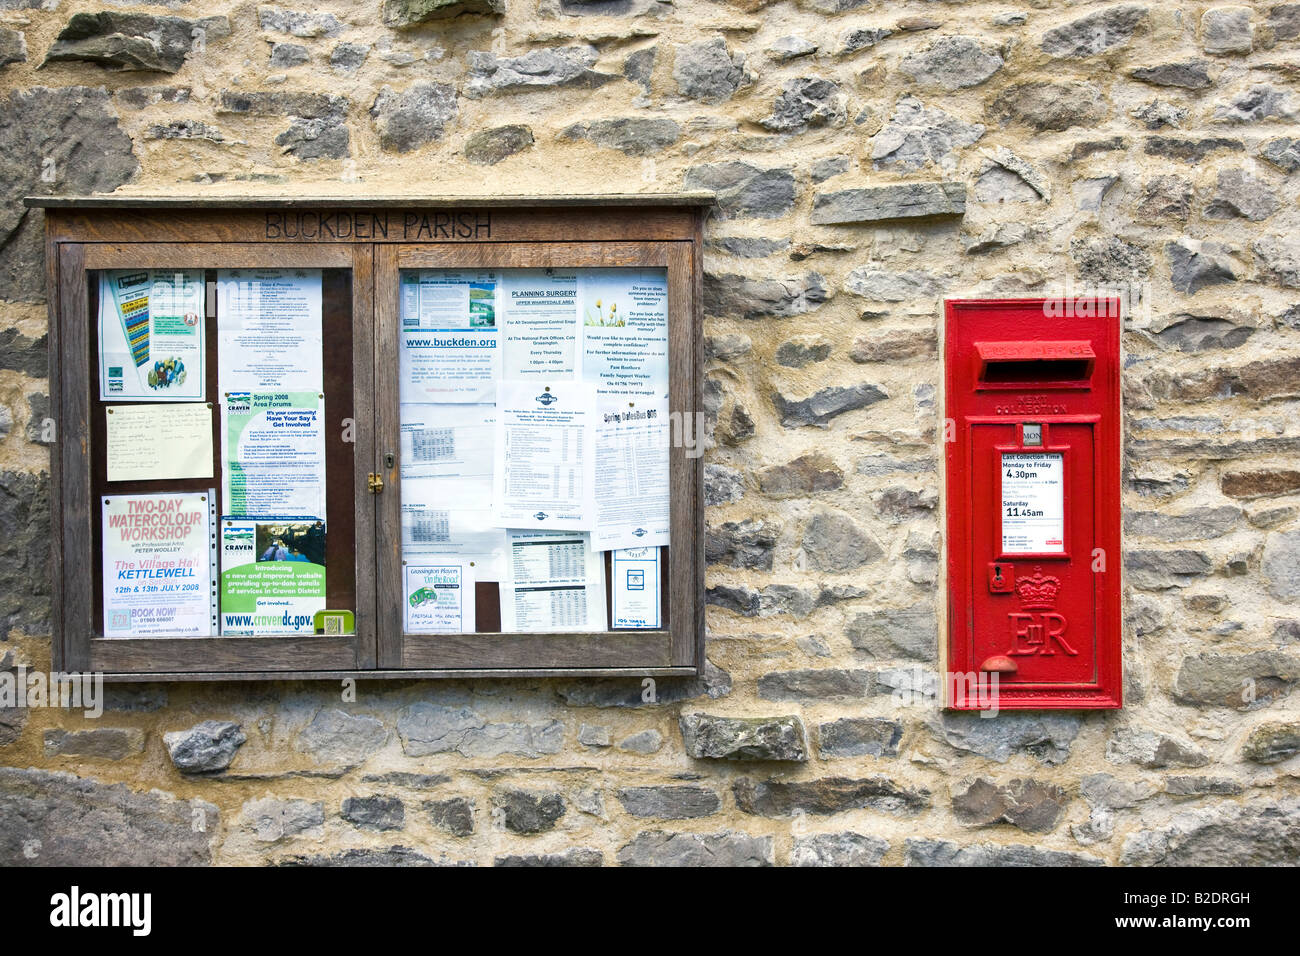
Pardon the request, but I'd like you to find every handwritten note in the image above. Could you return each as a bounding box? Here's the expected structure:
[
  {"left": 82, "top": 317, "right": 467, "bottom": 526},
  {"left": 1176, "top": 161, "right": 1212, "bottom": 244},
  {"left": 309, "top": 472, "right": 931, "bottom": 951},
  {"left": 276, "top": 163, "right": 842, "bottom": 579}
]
[{"left": 106, "top": 403, "right": 213, "bottom": 482}]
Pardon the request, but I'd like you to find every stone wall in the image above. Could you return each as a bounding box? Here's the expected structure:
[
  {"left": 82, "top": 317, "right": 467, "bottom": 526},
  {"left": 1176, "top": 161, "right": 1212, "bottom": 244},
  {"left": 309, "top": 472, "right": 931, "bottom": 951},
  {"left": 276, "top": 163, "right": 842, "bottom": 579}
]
[{"left": 1, "top": 0, "right": 1299, "bottom": 866}]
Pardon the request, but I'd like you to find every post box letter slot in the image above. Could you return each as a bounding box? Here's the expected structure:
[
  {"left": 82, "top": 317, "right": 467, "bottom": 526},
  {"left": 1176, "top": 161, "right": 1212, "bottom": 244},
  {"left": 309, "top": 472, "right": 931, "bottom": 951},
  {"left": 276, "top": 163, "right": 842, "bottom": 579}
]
[{"left": 974, "top": 341, "right": 1096, "bottom": 387}]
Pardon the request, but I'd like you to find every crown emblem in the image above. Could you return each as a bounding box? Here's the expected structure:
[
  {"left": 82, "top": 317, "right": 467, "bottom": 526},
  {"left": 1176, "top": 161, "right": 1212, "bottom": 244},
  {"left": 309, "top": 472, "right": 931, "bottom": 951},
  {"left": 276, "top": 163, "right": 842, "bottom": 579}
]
[{"left": 1015, "top": 566, "right": 1060, "bottom": 609}]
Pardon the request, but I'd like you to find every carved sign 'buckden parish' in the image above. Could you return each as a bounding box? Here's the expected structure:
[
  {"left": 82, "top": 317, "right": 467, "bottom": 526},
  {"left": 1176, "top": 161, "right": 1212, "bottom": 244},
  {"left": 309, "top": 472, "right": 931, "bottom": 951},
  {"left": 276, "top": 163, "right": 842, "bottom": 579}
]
[{"left": 264, "top": 209, "right": 492, "bottom": 241}]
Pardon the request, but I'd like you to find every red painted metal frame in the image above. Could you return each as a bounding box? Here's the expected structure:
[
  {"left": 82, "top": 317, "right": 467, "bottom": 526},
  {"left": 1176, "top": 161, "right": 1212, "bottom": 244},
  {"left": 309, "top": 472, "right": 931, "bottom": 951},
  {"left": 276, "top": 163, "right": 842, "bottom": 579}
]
[{"left": 944, "top": 298, "right": 1122, "bottom": 710}]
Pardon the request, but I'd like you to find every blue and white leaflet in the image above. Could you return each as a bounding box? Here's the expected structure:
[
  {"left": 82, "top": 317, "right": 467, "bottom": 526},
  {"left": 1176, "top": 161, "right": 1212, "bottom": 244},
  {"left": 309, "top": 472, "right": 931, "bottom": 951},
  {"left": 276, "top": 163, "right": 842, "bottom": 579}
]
[
  {"left": 612, "top": 546, "right": 662, "bottom": 629},
  {"left": 400, "top": 270, "right": 500, "bottom": 404}
]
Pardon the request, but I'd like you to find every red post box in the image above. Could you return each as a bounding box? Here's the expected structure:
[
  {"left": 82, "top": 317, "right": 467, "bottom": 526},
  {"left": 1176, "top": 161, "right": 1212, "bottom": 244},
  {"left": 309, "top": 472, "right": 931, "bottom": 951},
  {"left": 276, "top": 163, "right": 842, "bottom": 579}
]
[{"left": 944, "top": 298, "right": 1122, "bottom": 710}]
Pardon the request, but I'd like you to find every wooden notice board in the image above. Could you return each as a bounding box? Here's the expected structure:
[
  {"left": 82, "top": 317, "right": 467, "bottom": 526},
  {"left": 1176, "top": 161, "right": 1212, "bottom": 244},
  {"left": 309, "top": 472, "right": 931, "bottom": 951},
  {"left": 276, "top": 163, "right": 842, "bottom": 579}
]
[{"left": 32, "top": 195, "right": 711, "bottom": 681}]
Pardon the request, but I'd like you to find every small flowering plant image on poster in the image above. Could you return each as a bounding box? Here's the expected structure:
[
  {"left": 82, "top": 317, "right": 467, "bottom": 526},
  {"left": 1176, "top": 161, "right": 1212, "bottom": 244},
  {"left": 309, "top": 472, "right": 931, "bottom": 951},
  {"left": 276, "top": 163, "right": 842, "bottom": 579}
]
[
  {"left": 219, "top": 517, "right": 326, "bottom": 636},
  {"left": 101, "top": 491, "right": 216, "bottom": 638},
  {"left": 577, "top": 268, "right": 668, "bottom": 398}
]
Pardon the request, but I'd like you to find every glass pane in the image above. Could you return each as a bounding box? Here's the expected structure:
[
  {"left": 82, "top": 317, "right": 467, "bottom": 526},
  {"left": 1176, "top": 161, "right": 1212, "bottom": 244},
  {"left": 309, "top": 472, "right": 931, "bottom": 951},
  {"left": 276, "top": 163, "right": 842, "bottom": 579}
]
[
  {"left": 91, "top": 268, "right": 356, "bottom": 639},
  {"left": 397, "top": 266, "right": 670, "bottom": 634}
]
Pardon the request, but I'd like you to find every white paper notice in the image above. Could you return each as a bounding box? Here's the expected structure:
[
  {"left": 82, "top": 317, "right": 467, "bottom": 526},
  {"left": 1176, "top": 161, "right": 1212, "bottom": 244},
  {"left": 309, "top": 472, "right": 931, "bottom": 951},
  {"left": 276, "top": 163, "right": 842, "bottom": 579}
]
[
  {"left": 612, "top": 546, "right": 661, "bottom": 629},
  {"left": 1001, "top": 452, "right": 1065, "bottom": 554},
  {"left": 592, "top": 398, "right": 670, "bottom": 551},
  {"left": 102, "top": 491, "right": 215, "bottom": 638},
  {"left": 578, "top": 269, "right": 669, "bottom": 398},
  {"left": 399, "top": 403, "right": 503, "bottom": 577},
  {"left": 400, "top": 404, "right": 494, "bottom": 480},
  {"left": 217, "top": 268, "right": 323, "bottom": 392},
  {"left": 400, "top": 327, "right": 501, "bottom": 404},
  {"left": 500, "top": 530, "right": 606, "bottom": 633},
  {"left": 222, "top": 391, "right": 326, "bottom": 518},
  {"left": 98, "top": 269, "right": 206, "bottom": 402},
  {"left": 405, "top": 560, "right": 476, "bottom": 633},
  {"left": 494, "top": 380, "right": 596, "bottom": 530},
  {"left": 501, "top": 270, "right": 579, "bottom": 379},
  {"left": 106, "top": 403, "right": 213, "bottom": 482},
  {"left": 401, "top": 478, "right": 506, "bottom": 578}
]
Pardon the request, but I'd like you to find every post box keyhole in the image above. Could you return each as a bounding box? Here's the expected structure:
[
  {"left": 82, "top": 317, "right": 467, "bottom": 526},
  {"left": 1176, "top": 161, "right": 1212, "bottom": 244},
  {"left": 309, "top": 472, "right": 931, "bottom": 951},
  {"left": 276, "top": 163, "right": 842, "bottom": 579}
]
[{"left": 988, "top": 562, "right": 1014, "bottom": 593}]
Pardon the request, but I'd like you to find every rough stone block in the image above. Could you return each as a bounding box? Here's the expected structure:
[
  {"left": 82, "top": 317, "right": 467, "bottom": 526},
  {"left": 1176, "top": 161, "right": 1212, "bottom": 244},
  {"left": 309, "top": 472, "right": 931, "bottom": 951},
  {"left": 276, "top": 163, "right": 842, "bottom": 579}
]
[
  {"left": 811, "top": 182, "right": 966, "bottom": 224},
  {"left": 679, "top": 712, "right": 808, "bottom": 761},
  {"left": 0, "top": 768, "right": 216, "bottom": 865}
]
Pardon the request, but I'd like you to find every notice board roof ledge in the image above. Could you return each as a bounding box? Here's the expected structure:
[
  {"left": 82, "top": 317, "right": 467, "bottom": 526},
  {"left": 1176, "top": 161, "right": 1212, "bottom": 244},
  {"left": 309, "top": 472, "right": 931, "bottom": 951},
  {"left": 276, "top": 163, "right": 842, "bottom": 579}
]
[{"left": 25, "top": 192, "right": 718, "bottom": 210}]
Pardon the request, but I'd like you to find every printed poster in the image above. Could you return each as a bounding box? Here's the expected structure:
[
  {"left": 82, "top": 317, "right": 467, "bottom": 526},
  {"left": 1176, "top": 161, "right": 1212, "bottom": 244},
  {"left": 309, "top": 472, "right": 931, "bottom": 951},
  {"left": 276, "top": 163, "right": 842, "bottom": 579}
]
[
  {"left": 399, "top": 404, "right": 494, "bottom": 480},
  {"left": 500, "top": 530, "right": 606, "bottom": 633},
  {"left": 399, "top": 403, "right": 504, "bottom": 579},
  {"left": 220, "top": 516, "right": 327, "bottom": 635},
  {"left": 401, "top": 270, "right": 497, "bottom": 329},
  {"left": 102, "top": 491, "right": 216, "bottom": 638},
  {"left": 222, "top": 391, "right": 326, "bottom": 519},
  {"left": 578, "top": 269, "right": 669, "bottom": 399},
  {"left": 400, "top": 328, "right": 500, "bottom": 404},
  {"left": 612, "top": 546, "right": 662, "bottom": 629},
  {"left": 577, "top": 269, "right": 671, "bottom": 551},
  {"left": 404, "top": 560, "right": 476, "bottom": 633},
  {"left": 500, "top": 269, "right": 579, "bottom": 379},
  {"left": 401, "top": 478, "right": 505, "bottom": 579},
  {"left": 98, "top": 269, "right": 205, "bottom": 401},
  {"left": 493, "top": 380, "right": 596, "bottom": 530},
  {"left": 217, "top": 268, "right": 323, "bottom": 392},
  {"left": 400, "top": 270, "right": 501, "bottom": 404},
  {"left": 591, "top": 397, "right": 670, "bottom": 551}
]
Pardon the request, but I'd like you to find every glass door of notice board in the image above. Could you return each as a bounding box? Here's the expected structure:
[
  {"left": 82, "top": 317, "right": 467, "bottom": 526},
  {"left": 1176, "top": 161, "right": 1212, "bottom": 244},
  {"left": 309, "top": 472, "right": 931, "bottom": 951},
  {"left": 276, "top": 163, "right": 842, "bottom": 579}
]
[
  {"left": 374, "top": 243, "right": 699, "bottom": 672},
  {"left": 56, "top": 243, "right": 377, "bottom": 676}
]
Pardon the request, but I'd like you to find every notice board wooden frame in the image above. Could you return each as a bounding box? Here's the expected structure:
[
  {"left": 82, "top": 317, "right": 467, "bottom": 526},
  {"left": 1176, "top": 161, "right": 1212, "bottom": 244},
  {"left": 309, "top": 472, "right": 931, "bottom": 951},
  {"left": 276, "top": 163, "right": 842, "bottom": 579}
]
[{"left": 32, "top": 194, "right": 711, "bottom": 682}]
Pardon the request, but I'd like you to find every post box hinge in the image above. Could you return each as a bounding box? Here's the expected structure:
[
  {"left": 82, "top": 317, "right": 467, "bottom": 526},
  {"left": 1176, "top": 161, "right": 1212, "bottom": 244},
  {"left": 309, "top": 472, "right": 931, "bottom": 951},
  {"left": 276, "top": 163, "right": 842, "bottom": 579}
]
[{"left": 367, "top": 472, "right": 384, "bottom": 494}]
